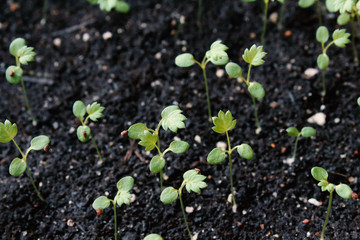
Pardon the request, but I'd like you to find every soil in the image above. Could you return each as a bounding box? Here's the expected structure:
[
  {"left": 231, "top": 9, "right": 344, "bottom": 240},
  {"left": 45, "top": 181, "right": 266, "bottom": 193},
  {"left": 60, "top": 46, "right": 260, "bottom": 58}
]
[{"left": 0, "top": 0, "right": 359, "bottom": 239}]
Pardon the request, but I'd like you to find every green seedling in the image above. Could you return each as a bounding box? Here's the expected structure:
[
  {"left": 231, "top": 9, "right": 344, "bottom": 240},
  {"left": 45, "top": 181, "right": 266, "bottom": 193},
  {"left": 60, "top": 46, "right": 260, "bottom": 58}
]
[
  {"left": 0, "top": 120, "right": 49, "bottom": 201},
  {"left": 92, "top": 176, "right": 134, "bottom": 240},
  {"left": 225, "top": 44, "right": 266, "bottom": 131},
  {"left": 311, "top": 167, "right": 353, "bottom": 240},
  {"left": 207, "top": 110, "right": 254, "bottom": 210},
  {"left": 175, "top": 40, "right": 229, "bottom": 120},
  {"left": 160, "top": 169, "right": 207, "bottom": 240},
  {"left": 128, "top": 105, "right": 188, "bottom": 190},
  {"left": 73, "top": 100, "right": 105, "bottom": 163},
  {"left": 286, "top": 126, "right": 316, "bottom": 161},
  {"left": 144, "top": 234, "right": 164, "bottom": 240},
  {"left": 316, "top": 26, "right": 351, "bottom": 96},
  {"left": 5, "top": 38, "right": 37, "bottom": 126},
  {"left": 357, "top": 97, "right": 360, "bottom": 106},
  {"left": 298, "top": 0, "right": 323, "bottom": 25},
  {"left": 87, "top": 0, "right": 130, "bottom": 13}
]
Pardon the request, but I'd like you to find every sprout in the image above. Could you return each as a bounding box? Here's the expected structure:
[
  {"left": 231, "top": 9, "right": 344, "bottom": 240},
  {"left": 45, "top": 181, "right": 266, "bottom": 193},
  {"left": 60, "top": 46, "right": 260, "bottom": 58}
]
[
  {"left": 286, "top": 126, "right": 316, "bottom": 161},
  {"left": 87, "top": 0, "right": 130, "bottom": 13}
]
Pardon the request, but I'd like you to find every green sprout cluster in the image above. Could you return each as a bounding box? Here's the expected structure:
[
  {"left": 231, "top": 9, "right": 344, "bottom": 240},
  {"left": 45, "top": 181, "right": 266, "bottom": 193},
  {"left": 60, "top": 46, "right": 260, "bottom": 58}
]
[
  {"left": 311, "top": 167, "right": 353, "bottom": 240},
  {"left": 87, "top": 0, "right": 130, "bottom": 13},
  {"left": 92, "top": 176, "right": 134, "bottom": 240},
  {"left": 73, "top": 100, "right": 105, "bottom": 163},
  {"left": 160, "top": 169, "right": 207, "bottom": 240},
  {"left": 0, "top": 120, "right": 49, "bottom": 201},
  {"left": 286, "top": 126, "right": 316, "bottom": 161},
  {"left": 5, "top": 38, "right": 37, "bottom": 126},
  {"left": 128, "top": 105, "right": 189, "bottom": 190},
  {"left": 207, "top": 110, "right": 254, "bottom": 210}
]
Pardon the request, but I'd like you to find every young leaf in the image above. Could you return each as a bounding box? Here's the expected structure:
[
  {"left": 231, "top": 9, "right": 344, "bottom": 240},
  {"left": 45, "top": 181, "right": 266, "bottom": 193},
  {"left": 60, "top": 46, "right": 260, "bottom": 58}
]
[
  {"left": 317, "top": 54, "right": 329, "bottom": 70},
  {"left": 92, "top": 196, "right": 111, "bottom": 210},
  {"left": 160, "top": 187, "right": 179, "bottom": 204},
  {"left": 207, "top": 148, "right": 226, "bottom": 164},
  {"left": 326, "top": 0, "right": 337, "bottom": 12},
  {"left": 311, "top": 167, "right": 328, "bottom": 181},
  {"left": 128, "top": 123, "right": 148, "bottom": 139},
  {"left": 30, "top": 135, "right": 50, "bottom": 150},
  {"left": 117, "top": 176, "right": 134, "bottom": 192},
  {"left": 316, "top": 26, "right": 329, "bottom": 43},
  {"left": 138, "top": 131, "right": 158, "bottom": 151},
  {"left": 169, "top": 140, "right": 189, "bottom": 154},
  {"left": 209, "top": 40, "right": 229, "bottom": 52},
  {"left": 9, "top": 38, "right": 26, "bottom": 57},
  {"left": 335, "top": 184, "right": 352, "bottom": 199},
  {"left": 115, "top": 190, "right": 132, "bottom": 207},
  {"left": 205, "top": 40, "right": 229, "bottom": 65},
  {"left": 77, "top": 126, "right": 91, "bottom": 142},
  {"left": 86, "top": 102, "right": 105, "bottom": 121},
  {"left": 98, "top": 0, "right": 116, "bottom": 11},
  {"left": 9, "top": 158, "right": 26, "bottom": 177},
  {"left": 333, "top": 0, "right": 353, "bottom": 13},
  {"left": 115, "top": 1, "right": 130, "bottom": 13},
  {"left": 237, "top": 144, "right": 254, "bottom": 159},
  {"left": 17, "top": 46, "right": 36, "bottom": 65},
  {"left": 242, "top": 45, "right": 266, "bottom": 66},
  {"left": 212, "top": 110, "right": 236, "bottom": 134},
  {"left": 73, "top": 100, "right": 86, "bottom": 119},
  {"left": 299, "top": 0, "right": 316, "bottom": 8},
  {"left": 0, "top": 120, "right": 18, "bottom": 143},
  {"left": 248, "top": 82, "right": 265, "bottom": 99},
  {"left": 149, "top": 156, "right": 165, "bottom": 173},
  {"left": 301, "top": 127, "right": 316, "bottom": 137},
  {"left": 183, "top": 169, "right": 207, "bottom": 193},
  {"left": 286, "top": 127, "right": 299, "bottom": 137},
  {"left": 144, "top": 234, "right": 164, "bottom": 240},
  {"left": 161, "top": 105, "right": 186, "bottom": 133},
  {"left": 225, "top": 62, "right": 242, "bottom": 78},
  {"left": 337, "top": 13, "right": 350, "bottom": 25},
  {"left": 175, "top": 53, "right": 195, "bottom": 67},
  {"left": 6, "top": 66, "right": 23, "bottom": 84},
  {"left": 357, "top": 97, "right": 360, "bottom": 106},
  {"left": 332, "top": 29, "right": 350, "bottom": 47}
]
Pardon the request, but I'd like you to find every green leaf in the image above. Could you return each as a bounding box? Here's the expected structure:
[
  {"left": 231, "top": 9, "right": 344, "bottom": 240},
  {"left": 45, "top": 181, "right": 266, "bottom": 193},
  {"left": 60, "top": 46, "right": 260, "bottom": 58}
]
[
  {"left": 9, "top": 38, "right": 26, "bottom": 57},
  {"left": 6, "top": 66, "right": 23, "bottom": 84},
  {"left": 144, "top": 234, "right": 164, "bottom": 240},
  {"left": 212, "top": 110, "right": 236, "bottom": 134},
  {"left": 237, "top": 144, "right": 254, "bottom": 159},
  {"left": 161, "top": 105, "right": 186, "bottom": 133},
  {"left": 225, "top": 62, "right": 242, "bottom": 78},
  {"left": 332, "top": 29, "right": 351, "bottom": 47},
  {"left": 98, "top": 0, "right": 117, "bottom": 11},
  {"left": 9, "top": 158, "right": 26, "bottom": 177},
  {"left": 311, "top": 167, "right": 328, "bottom": 181},
  {"left": 335, "top": 184, "right": 352, "bottom": 199},
  {"left": 30, "top": 135, "right": 50, "bottom": 150},
  {"left": 209, "top": 40, "right": 229, "bottom": 52},
  {"left": 242, "top": 44, "right": 266, "bottom": 66},
  {"left": 169, "top": 140, "right": 189, "bottom": 154},
  {"left": 286, "top": 127, "right": 299, "bottom": 137},
  {"left": 301, "top": 127, "right": 316, "bottom": 137},
  {"left": 115, "top": 190, "right": 132, "bottom": 207},
  {"left": 248, "top": 82, "right": 265, "bottom": 99},
  {"left": 73, "top": 100, "right": 86, "bottom": 119},
  {"left": 299, "top": 0, "right": 315, "bottom": 8},
  {"left": 183, "top": 169, "right": 207, "bottom": 193},
  {"left": 0, "top": 120, "right": 17, "bottom": 143},
  {"left": 128, "top": 123, "right": 148, "bottom": 139},
  {"left": 175, "top": 53, "right": 195, "bottom": 67},
  {"left": 206, "top": 40, "right": 229, "bottom": 66},
  {"left": 333, "top": 0, "right": 353, "bottom": 13},
  {"left": 17, "top": 46, "right": 36, "bottom": 65},
  {"left": 117, "top": 176, "right": 134, "bottom": 191},
  {"left": 160, "top": 187, "right": 178, "bottom": 204},
  {"left": 316, "top": 26, "right": 329, "bottom": 43},
  {"left": 92, "top": 196, "right": 111, "bottom": 210},
  {"left": 139, "top": 131, "right": 158, "bottom": 151},
  {"left": 76, "top": 126, "right": 91, "bottom": 142},
  {"left": 337, "top": 13, "right": 350, "bottom": 25},
  {"left": 357, "top": 97, "right": 360, "bottom": 106},
  {"left": 326, "top": 0, "right": 337, "bottom": 12},
  {"left": 317, "top": 54, "right": 329, "bottom": 70},
  {"left": 115, "top": 1, "right": 130, "bottom": 13},
  {"left": 149, "top": 156, "right": 165, "bottom": 173},
  {"left": 87, "top": 0, "right": 98, "bottom": 4},
  {"left": 207, "top": 148, "right": 226, "bottom": 165},
  {"left": 86, "top": 102, "right": 105, "bottom": 121}
]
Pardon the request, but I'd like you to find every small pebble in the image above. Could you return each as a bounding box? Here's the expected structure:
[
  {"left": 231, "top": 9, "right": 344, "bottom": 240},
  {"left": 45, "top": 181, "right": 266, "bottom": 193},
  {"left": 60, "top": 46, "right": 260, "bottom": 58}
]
[
  {"left": 270, "top": 143, "right": 276, "bottom": 148},
  {"left": 284, "top": 30, "right": 292, "bottom": 37},
  {"left": 67, "top": 219, "right": 74, "bottom": 227},
  {"left": 260, "top": 224, "right": 265, "bottom": 230},
  {"left": 307, "top": 112, "right": 326, "bottom": 126},
  {"left": 283, "top": 157, "right": 294, "bottom": 166},
  {"left": 185, "top": 206, "right": 194, "bottom": 213},
  {"left": 155, "top": 52, "right": 162, "bottom": 60},
  {"left": 270, "top": 101, "right": 277, "bottom": 109},
  {"left": 82, "top": 33, "right": 90, "bottom": 42},
  {"left": 102, "top": 31, "right": 113, "bottom": 40},
  {"left": 194, "top": 135, "right": 201, "bottom": 143},
  {"left": 250, "top": 32, "right": 256, "bottom": 39},
  {"left": 130, "top": 194, "right": 136, "bottom": 203},
  {"left": 302, "top": 219, "right": 310, "bottom": 224},
  {"left": 216, "top": 69, "right": 224, "bottom": 78},
  {"left": 216, "top": 141, "right": 227, "bottom": 151},
  {"left": 52, "top": 121, "right": 59, "bottom": 129},
  {"left": 53, "top": 38, "right": 61, "bottom": 47},
  {"left": 304, "top": 68, "right": 319, "bottom": 79},
  {"left": 269, "top": 12, "right": 278, "bottom": 23},
  {"left": 281, "top": 147, "right": 287, "bottom": 154},
  {"left": 308, "top": 198, "right": 322, "bottom": 206},
  {"left": 334, "top": 118, "right": 340, "bottom": 124}
]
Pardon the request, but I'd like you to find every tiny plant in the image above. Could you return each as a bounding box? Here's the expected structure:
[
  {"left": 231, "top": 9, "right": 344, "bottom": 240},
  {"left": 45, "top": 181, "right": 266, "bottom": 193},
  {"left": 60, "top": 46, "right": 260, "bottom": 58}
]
[
  {"left": 311, "top": 167, "right": 353, "bottom": 240},
  {"left": 144, "top": 234, "right": 164, "bottom": 240},
  {"left": 0, "top": 120, "right": 49, "bottom": 201},
  {"left": 128, "top": 105, "right": 188, "bottom": 190},
  {"left": 357, "top": 97, "right": 360, "bottom": 106},
  {"left": 92, "top": 176, "right": 134, "bottom": 240},
  {"left": 175, "top": 40, "right": 229, "bottom": 120},
  {"left": 160, "top": 169, "right": 207, "bottom": 240},
  {"left": 225, "top": 44, "right": 266, "bottom": 131},
  {"left": 87, "top": 0, "right": 130, "bottom": 13},
  {"left": 207, "top": 110, "right": 254, "bottom": 210},
  {"left": 286, "top": 126, "right": 316, "bottom": 161},
  {"left": 316, "top": 26, "right": 350, "bottom": 96},
  {"left": 298, "top": 0, "right": 323, "bottom": 25},
  {"left": 6, "top": 38, "right": 37, "bottom": 126},
  {"left": 73, "top": 100, "right": 105, "bottom": 163}
]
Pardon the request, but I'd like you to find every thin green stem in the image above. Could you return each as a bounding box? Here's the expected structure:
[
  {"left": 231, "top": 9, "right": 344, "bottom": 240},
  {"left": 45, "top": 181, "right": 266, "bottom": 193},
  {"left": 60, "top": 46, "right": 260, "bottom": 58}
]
[
  {"left": 278, "top": 0, "right": 285, "bottom": 30},
  {"left": 20, "top": 78, "right": 37, "bottom": 126},
  {"left": 321, "top": 70, "right": 326, "bottom": 97},
  {"left": 350, "top": 16, "right": 359, "bottom": 63},
  {"left": 225, "top": 131, "right": 236, "bottom": 208},
  {"left": 113, "top": 202, "right": 118, "bottom": 240},
  {"left": 320, "top": 191, "right": 333, "bottom": 240},
  {"left": 41, "top": 0, "right": 48, "bottom": 25},
  {"left": 201, "top": 66, "right": 212, "bottom": 121},
  {"left": 26, "top": 164, "right": 44, "bottom": 201},
  {"left": 197, "top": 0, "right": 202, "bottom": 34},
  {"left": 316, "top": 0, "right": 322, "bottom": 26},
  {"left": 90, "top": 133, "right": 103, "bottom": 163},
  {"left": 179, "top": 191, "right": 193, "bottom": 240},
  {"left": 251, "top": 95, "right": 261, "bottom": 132},
  {"left": 261, "top": 0, "right": 269, "bottom": 45},
  {"left": 12, "top": 139, "right": 25, "bottom": 158},
  {"left": 292, "top": 135, "right": 299, "bottom": 161},
  {"left": 159, "top": 169, "right": 163, "bottom": 191}
]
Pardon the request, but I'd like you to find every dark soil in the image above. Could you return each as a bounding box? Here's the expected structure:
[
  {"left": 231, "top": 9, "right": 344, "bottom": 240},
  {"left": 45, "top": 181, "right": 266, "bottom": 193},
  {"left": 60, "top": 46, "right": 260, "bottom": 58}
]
[{"left": 0, "top": 0, "right": 359, "bottom": 239}]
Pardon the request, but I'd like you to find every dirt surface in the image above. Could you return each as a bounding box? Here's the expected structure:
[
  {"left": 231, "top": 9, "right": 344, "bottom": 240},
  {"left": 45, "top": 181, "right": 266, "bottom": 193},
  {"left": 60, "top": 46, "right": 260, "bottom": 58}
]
[{"left": 0, "top": 0, "right": 359, "bottom": 239}]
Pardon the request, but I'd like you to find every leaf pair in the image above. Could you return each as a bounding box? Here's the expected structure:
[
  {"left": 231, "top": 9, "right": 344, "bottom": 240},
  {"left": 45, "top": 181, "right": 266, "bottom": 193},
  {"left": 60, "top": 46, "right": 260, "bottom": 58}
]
[
  {"left": 87, "top": 0, "right": 130, "bottom": 13},
  {"left": 286, "top": 126, "right": 316, "bottom": 138}
]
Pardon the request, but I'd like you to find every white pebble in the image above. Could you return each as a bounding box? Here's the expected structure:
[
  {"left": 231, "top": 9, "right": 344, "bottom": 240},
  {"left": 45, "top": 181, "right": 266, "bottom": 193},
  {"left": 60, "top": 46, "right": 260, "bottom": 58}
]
[
  {"left": 194, "top": 135, "right": 201, "bottom": 143},
  {"left": 216, "top": 141, "right": 227, "bottom": 151},
  {"left": 53, "top": 38, "right": 61, "bottom": 47},
  {"left": 130, "top": 194, "right": 136, "bottom": 203},
  {"left": 52, "top": 121, "right": 59, "bottom": 129},
  {"left": 102, "top": 31, "right": 113, "bottom": 40},
  {"left": 82, "top": 33, "right": 90, "bottom": 42},
  {"left": 155, "top": 52, "right": 162, "bottom": 60},
  {"left": 269, "top": 12, "right": 278, "bottom": 23},
  {"left": 307, "top": 112, "right": 326, "bottom": 126},
  {"left": 304, "top": 68, "right": 319, "bottom": 79},
  {"left": 216, "top": 69, "right": 225, "bottom": 78},
  {"left": 334, "top": 118, "right": 340, "bottom": 124},
  {"left": 185, "top": 206, "right": 194, "bottom": 213},
  {"left": 67, "top": 219, "right": 74, "bottom": 227},
  {"left": 308, "top": 198, "right": 321, "bottom": 206},
  {"left": 283, "top": 157, "right": 294, "bottom": 166}
]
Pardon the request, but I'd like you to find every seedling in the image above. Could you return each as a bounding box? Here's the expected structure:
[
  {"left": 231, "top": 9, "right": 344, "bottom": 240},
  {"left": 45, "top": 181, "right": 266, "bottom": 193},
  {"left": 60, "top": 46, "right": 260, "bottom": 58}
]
[
  {"left": 225, "top": 44, "right": 266, "bottom": 131},
  {"left": 298, "top": 0, "right": 323, "bottom": 25},
  {"left": 128, "top": 105, "right": 188, "bottom": 190},
  {"left": 311, "top": 167, "right": 352, "bottom": 240},
  {"left": 358, "top": 97, "right": 360, "bottom": 106},
  {"left": 144, "top": 234, "right": 163, "bottom": 240},
  {"left": 160, "top": 169, "right": 207, "bottom": 240},
  {"left": 316, "top": 26, "right": 350, "bottom": 96},
  {"left": 5, "top": 38, "right": 37, "bottom": 126},
  {"left": 286, "top": 126, "right": 316, "bottom": 161},
  {"left": 87, "top": 0, "right": 130, "bottom": 13},
  {"left": 175, "top": 40, "right": 229, "bottom": 120},
  {"left": 207, "top": 110, "right": 254, "bottom": 210},
  {"left": 0, "top": 120, "right": 49, "bottom": 201},
  {"left": 72, "top": 100, "right": 105, "bottom": 163},
  {"left": 92, "top": 176, "right": 134, "bottom": 240}
]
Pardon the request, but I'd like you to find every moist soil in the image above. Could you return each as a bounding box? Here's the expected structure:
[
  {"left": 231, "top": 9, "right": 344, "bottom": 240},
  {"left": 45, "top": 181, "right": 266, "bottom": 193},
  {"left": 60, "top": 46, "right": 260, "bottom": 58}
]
[{"left": 0, "top": 0, "right": 359, "bottom": 239}]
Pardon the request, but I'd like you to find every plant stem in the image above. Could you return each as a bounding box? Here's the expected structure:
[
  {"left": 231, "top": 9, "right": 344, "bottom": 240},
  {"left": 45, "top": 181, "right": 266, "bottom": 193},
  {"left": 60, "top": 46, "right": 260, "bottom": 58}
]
[
  {"left": 179, "top": 192, "right": 193, "bottom": 240},
  {"left": 316, "top": 0, "right": 322, "bottom": 26},
  {"left": 159, "top": 169, "right": 163, "bottom": 191},
  {"left": 90, "top": 133, "right": 103, "bottom": 163},
  {"left": 197, "top": 0, "right": 203, "bottom": 34},
  {"left": 20, "top": 78, "right": 37, "bottom": 126},
  {"left": 26, "top": 164, "right": 44, "bottom": 201},
  {"left": 292, "top": 135, "right": 299, "bottom": 161},
  {"left": 278, "top": 0, "right": 285, "bottom": 30},
  {"left": 225, "top": 131, "right": 236, "bottom": 208},
  {"left": 261, "top": 0, "right": 269, "bottom": 45},
  {"left": 251, "top": 95, "right": 261, "bottom": 132},
  {"left": 201, "top": 66, "right": 212, "bottom": 121},
  {"left": 320, "top": 191, "right": 333, "bottom": 240},
  {"left": 321, "top": 70, "right": 326, "bottom": 97},
  {"left": 41, "top": 0, "right": 48, "bottom": 25},
  {"left": 113, "top": 202, "right": 118, "bottom": 240},
  {"left": 350, "top": 17, "right": 359, "bottom": 63}
]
